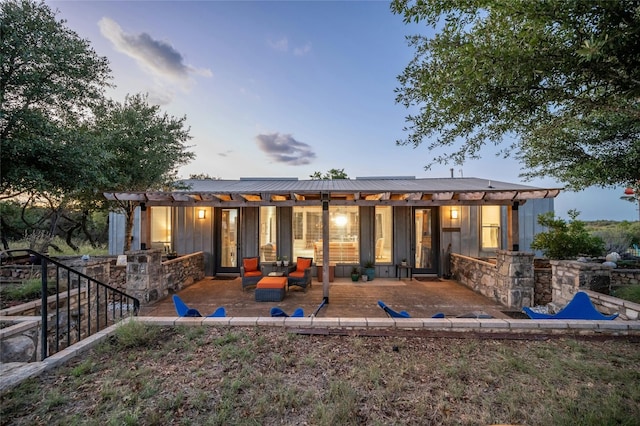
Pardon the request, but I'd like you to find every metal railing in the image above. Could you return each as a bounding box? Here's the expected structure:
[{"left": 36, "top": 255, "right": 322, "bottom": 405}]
[{"left": 1, "top": 249, "right": 140, "bottom": 360}]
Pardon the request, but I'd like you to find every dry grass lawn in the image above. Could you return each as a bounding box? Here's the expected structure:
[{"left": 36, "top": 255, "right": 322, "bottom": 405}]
[{"left": 1, "top": 321, "right": 639, "bottom": 425}]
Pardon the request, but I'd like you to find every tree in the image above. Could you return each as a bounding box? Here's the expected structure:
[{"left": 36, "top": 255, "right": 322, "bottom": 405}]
[
  {"left": 1, "top": 0, "right": 111, "bottom": 198},
  {"left": 1, "top": 0, "right": 112, "bottom": 252},
  {"left": 391, "top": 0, "right": 640, "bottom": 190},
  {"left": 309, "top": 168, "right": 349, "bottom": 180},
  {"left": 92, "top": 94, "right": 194, "bottom": 252}
]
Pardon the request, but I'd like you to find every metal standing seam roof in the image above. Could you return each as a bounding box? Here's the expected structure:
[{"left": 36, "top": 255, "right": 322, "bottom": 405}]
[{"left": 103, "top": 176, "right": 562, "bottom": 205}]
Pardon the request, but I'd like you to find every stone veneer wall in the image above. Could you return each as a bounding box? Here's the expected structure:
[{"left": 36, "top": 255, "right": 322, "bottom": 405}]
[{"left": 125, "top": 250, "right": 205, "bottom": 305}]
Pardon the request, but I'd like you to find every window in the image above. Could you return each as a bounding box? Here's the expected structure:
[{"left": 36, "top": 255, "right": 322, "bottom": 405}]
[
  {"left": 375, "top": 206, "right": 392, "bottom": 262},
  {"left": 260, "top": 206, "right": 277, "bottom": 262},
  {"left": 150, "top": 206, "right": 172, "bottom": 252},
  {"left": 481, "top": 206, "right": 501, "bottom": 250},
  {"left": 292, "top": 206, "right": 359, "bottom": 264}
]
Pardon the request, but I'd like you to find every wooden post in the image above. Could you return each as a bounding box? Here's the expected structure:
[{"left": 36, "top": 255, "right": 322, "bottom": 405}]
[
  {"left": 508, "top": 202, "right": 520, "bottom": 251},
  {"left": 322, "top": 194, "right": 330, "bottom": 302}
]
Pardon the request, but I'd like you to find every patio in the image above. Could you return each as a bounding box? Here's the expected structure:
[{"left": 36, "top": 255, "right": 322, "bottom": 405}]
[{"left": 139, "top": 276, "right": 513, "bottom": 319}]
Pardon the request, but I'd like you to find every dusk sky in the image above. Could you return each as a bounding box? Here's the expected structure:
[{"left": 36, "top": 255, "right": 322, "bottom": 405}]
[{"left": 47, "top": 1, "right": 638, "bottom": 221}]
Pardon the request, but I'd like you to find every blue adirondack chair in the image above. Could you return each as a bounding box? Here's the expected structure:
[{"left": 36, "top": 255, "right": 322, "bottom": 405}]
[
  {"left": 377, "top": 300, "right": 411, "bottom": 318},
  {"left": 270, "top": 307, "right": 304, "bottom": 317},
  {"left": 523, "top": 292, "right": 618, "bottom": 320},
  {"left": 172, "top": 294, "right": 226, "bottom": 317}
]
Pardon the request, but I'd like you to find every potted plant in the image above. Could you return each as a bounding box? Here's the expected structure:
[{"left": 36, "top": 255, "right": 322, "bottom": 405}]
[
  {"left": 363, "top": 260, "right": 375, "bottom": 281},
  {"left": 401, "top": 258, "right": 407, "bottom": 266},
  {"left": 351, "top": 266, "right": 360, "bottom": 282},
  {"left": 276, "top": 256, "right": 282, "bottom": 266},
  {"left": 282, "top": 255, "right": 289, "bottom": 266}
]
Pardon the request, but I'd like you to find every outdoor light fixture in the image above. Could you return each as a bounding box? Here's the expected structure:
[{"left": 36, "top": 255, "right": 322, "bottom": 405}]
[
  {"left": 197, "top": 209, "right": 206, "bottom": 219},
  {"left": 450, "top": 207, "right": 459, "bottom": 220}
]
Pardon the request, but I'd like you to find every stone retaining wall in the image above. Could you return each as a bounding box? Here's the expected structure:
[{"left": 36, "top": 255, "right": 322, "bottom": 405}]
[
  {"left": 451, "top": 254, "right": 496, "bottom": 298},
  {"left": 451, "top": 251, "right": 534, "bottom": 309},
  {"left": 534, "top": 268, "right": 552, "bottom": 306},
  {"left": 550, "top": 261, "right": 640, "bottom": 320},
  {"left": 0, "top": 289, "right": 89, "bottom": 362},
  {"left": 611, "top": 269, "right": 640, "bottom": 287},
  {"left": 126, "top": 250, "right": 205, "bottom": 305},
  {"left": 587, "top": 290, "right": 640, "bottom": 321}
]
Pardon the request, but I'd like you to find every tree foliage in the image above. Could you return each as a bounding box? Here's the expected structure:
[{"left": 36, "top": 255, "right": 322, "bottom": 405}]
[
  {"left": 309, "top": 168, "right": 349, "bottom": 180},
  {"left": 391, "top": 0, "right": 640, "bottom": 190},
  {"left": 1, "top": 1, "right": 195, "bottom": 253},
  {"left": 530, "top": 210, "right": 605, "bottom": 259},
  {"left": 0, "top": 0, "right": 111, "bottom": 197},
  {"left": 91, "top": 94, "right": 194, "bottom": 251}
]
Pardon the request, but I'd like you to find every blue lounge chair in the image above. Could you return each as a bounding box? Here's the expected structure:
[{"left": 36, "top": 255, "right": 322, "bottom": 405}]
[
  {"left": 172, "top": 295, "right": 226, "bottom": 318},
  {"left": 523, "top": 291, "right": 618, "bottom": 320},
  {"left": 270, "top": 307, "right": 304, "bottom": 317},
  {"left": 378, "top": 300, "right": 411, "bottom": 318}
]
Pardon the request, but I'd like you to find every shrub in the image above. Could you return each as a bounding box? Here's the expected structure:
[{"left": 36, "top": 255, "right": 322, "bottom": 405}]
[
  {"left": 1, "top": 279, "right": 61, "bottom": 302},
  {"left": 530, "top": 210, "right": 605, "bottom": 259},
  {"left": 111, "top": 320, "right": 161, "bottom": 350}
]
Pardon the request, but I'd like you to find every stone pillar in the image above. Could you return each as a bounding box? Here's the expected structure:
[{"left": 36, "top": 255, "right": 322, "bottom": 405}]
[
  {"left": 125, "top": 249, "right": 162, "bottom": 304},
  {"left": 550, "top": 260, "right": 611, "bottom": 306},
  {"left": 495, "top": 250, "right": 534, "bottom": 309}
]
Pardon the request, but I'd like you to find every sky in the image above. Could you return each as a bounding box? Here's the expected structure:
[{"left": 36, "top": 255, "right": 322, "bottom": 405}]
[{"left": 47, "top": 0, "right": 639, "bottom": 222}]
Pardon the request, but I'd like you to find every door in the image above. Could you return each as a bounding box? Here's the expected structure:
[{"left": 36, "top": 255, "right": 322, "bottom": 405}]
[
  {"left": 217, "top": 208, "right": 239, "bottom": 273},
  {"left": 413, "top": 208, "right": 439, "bottom": 275}
]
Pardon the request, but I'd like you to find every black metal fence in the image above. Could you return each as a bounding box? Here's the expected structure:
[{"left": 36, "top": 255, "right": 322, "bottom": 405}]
[{"left": 1, "top": 249, "right": 140, "bottom": 360}]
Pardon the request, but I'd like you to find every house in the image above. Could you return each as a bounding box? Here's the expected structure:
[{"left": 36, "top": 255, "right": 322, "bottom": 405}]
[{"left": 106, "top": 176, "right": 559, "bottom": 283}]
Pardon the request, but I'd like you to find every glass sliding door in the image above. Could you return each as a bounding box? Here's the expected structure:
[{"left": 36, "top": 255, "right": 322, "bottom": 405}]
[
  {"left": 413, "top": 208, "right": 439, "bottom": 274},
  {"left": 218, "top": 208, "right": 238, "bottom": 271}
]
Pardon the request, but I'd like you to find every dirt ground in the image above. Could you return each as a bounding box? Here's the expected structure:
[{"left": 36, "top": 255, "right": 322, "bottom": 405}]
[{"left": 2, "top": 325, "right": 640, "bottom": 425}]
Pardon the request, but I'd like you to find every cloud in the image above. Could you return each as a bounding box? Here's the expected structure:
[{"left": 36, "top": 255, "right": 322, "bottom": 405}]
[
  {"left": 255, "top": 133, "right": 316, "bottom": 165},
  {"left": 268, "top": 37, "right": 311, "bottom": 56},
  {"left": 146, "top": 88, "right": 174, "bottom": 106},
  {"left": 293, "top": 42, "right": 312, "bottom": 56},
  {"left": 98, "top": 17, "right": 212, "bottom": 86},
  {"left": 268, "top": 37, "right": 289, "bottom": 52}
]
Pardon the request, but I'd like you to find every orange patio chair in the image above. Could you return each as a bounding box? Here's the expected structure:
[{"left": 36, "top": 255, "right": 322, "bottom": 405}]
[
  {"left": 287, "top": 257, "right": 313, "bottom": 292},
  {"left": 240, "top": 257, "right": 263, "bottom": 291}
]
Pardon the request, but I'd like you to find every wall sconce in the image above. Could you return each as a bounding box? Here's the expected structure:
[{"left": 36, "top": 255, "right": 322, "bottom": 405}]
[
  {"left": 197, "top": 209, "right": 206, "bottom": 219},
  {"left": 450, "top": 207, "right": 459, "bottom": 220}
]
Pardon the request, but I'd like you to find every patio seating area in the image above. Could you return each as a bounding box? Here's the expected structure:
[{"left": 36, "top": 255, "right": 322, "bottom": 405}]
[{"left": 139, "top": 276, "right": 512, "bottom": 319}]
